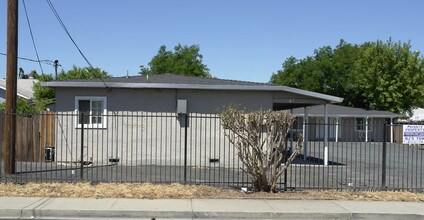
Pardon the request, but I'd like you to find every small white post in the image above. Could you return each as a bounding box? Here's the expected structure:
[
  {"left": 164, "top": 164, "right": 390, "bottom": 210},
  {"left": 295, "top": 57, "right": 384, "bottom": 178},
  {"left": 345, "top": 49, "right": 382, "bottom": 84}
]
[
  {"left": 365, "top": 116, "right": 369, "bottom": 142},
  {"left": 324, "top": 104, "right": 328, "bottom": 166},
  {"left": 390, "top": 118, "right": 393, "bottom": 143},
  {"left": 335, "top": 117, "right": 340, "bottom": 142}
]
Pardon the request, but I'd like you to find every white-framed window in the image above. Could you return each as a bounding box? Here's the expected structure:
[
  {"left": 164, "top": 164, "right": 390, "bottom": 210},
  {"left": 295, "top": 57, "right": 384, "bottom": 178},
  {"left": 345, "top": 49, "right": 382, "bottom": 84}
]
[
  {"left": 355, "top": 117, "right": 372, "bottom": 131},
  {"left": 75, "top": 96, "right": 107, "bottom": 128}
]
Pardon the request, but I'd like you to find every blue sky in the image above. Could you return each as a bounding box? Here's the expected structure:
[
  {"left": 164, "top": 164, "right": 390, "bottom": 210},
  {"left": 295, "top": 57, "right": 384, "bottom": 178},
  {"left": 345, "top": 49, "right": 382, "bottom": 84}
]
[{"left": 0, "top": 0, "right": 423, "bottom": 83}]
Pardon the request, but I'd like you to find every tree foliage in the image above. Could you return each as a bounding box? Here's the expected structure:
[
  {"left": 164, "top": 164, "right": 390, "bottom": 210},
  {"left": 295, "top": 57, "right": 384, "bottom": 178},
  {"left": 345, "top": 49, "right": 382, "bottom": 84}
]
[
  {"left": 32, "top": 66, "right": 111, "bottom": 109},
  {"left": 33, "top": 73, "right": 55, "bottom": 104},
  {"left": 0, "top": 98, "right": 44, "bottom": 117},
  {"left": 219, "top": 105, "right": 302, "bottom": 192},
  {"left": 270, "top": 39, "right": 424, "bottom": 114},
  {"left": 139, "top": 44, "right": 211, "bottom": 78},
  {"left": 57, "top": 66, "right": 111, "bottom": 80}
]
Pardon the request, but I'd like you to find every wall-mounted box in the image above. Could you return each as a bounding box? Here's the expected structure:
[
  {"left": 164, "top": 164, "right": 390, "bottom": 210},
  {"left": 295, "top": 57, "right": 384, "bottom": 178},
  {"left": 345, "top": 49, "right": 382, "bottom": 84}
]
[{"left": 177, "top": 99, "right": 187, "bottom": 114}]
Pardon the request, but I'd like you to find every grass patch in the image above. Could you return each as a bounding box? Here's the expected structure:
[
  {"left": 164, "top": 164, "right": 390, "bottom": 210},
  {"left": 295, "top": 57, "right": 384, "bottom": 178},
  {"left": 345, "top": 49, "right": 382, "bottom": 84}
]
[{"left": 0, "top": 182, "right": 422, "bottom": 202}]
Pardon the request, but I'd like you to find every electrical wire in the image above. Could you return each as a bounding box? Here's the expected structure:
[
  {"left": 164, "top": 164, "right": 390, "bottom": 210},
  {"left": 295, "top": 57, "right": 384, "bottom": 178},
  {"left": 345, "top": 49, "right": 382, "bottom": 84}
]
[
  {"left": 22, "top": 0, "right": 44, "bottom": 74},
  {"left": 0, "top": 52, "right": 55, "bottom": 66},
  {"left": 46, "top": 0, "right": 93, "bottom": 68}
]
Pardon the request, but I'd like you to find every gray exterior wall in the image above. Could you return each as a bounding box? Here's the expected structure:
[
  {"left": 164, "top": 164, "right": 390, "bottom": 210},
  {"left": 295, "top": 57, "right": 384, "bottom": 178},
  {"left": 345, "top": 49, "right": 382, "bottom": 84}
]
[
  {"left": 52, "top": 87, "right": 285, "bottom": 168},
  {"left": 55, "top": 87, "right": 275, "bottom": 113},
  {"left": 53, "top": 112, "right": 238, "bottom": 168}
]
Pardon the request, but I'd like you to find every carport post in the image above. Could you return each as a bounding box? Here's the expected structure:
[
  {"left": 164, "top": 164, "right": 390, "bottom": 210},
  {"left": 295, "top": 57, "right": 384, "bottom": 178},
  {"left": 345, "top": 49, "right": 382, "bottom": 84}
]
[
  {"left": 335, "top": 117, "right": 339, "bottom": 142},
  {"left": 324, "top": 104, "right": 328, "bottom": 166},
  {"left": 365, "top": 116, "right": 369, "bottom": 142},
  {"left": 303, "top": 107, "right": 309, "bottom": 160},
  {"left": 390, "top": 118, "right": 393, "bottom": 143}
]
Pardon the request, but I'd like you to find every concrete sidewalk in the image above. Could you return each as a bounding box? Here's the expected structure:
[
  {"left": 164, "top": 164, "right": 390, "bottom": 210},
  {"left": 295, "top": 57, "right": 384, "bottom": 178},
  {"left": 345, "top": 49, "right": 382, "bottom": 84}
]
[{"left": 0, "top": 197, "right": 423, "bottom": 220}]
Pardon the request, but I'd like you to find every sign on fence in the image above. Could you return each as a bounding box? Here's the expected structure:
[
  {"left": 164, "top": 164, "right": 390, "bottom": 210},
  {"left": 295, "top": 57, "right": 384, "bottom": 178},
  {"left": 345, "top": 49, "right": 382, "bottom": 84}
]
[{"left": 403, "top": 124, "right": 424, "bottom": 144}]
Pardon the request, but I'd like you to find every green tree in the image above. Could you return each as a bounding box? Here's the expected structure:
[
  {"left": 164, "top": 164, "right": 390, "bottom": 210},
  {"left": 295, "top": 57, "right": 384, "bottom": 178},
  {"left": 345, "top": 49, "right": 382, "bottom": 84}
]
[
  {"left": 0, "top": 99, "right": 40, "bottom": 116},
  {"left": 140, "top": 44, "right": 211, "bottom": 77},
  {"left": 353, "top": 40, "right": 424, "bottom": 113},
  {"left": 32, "top": 66, "right": 111, "bottom": 109},
  {"left": 33, "top": 73, "right": 55, "bottom": 103},
  {"left": 57, "top": 66, "right": 111, "bottom": 80},
  {"left": 271, "top": 39, "right": 424, "bottom": 114}
]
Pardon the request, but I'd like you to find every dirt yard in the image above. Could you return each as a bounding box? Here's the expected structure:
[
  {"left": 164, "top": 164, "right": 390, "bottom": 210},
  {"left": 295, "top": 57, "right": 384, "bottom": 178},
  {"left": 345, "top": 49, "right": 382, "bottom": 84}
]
[{"left": 0, "top": 182, "right": 423, "bottom": 202}]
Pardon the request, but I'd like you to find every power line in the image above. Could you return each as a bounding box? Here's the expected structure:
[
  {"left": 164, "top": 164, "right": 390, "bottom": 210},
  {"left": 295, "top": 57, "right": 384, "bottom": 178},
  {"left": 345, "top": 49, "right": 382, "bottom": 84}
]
[
  {"left": 46, "top": 0, "right": 93, "bottom": 68},
  {"left": 22, "top": 0, "right": 44, "bottom": 74},
  {"left": 0, "top": 52, "right": 55, "bottom": 66}
]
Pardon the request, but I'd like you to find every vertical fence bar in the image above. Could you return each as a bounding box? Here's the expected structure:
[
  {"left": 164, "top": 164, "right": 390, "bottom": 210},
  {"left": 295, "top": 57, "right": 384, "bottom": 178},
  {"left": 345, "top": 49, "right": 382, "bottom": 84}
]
[
  {"left": 80, "top": 113, "right": 84, "bottom": 180},
  {"left": 382, "top": 123, "right": 387, "bottom": 189},
  {"left": 284, "top": 151, "right": 288, "bottom": 191},
  {"left": 183, "top": 114, "right": 188, "bottom": 184}
]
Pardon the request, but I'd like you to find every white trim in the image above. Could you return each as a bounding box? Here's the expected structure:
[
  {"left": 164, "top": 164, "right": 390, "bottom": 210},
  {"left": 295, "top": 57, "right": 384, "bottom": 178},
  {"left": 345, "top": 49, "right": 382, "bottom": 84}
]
[{"left": 74, "top": 96, "right": 107, "bottom": 129}]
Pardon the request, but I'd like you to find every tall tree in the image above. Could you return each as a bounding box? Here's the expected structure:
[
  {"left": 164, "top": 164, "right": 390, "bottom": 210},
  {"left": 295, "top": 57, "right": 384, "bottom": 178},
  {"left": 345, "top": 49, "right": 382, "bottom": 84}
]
[
  {"left": 32, "top": 66, "right": 111, "bottom": 108},
  {"left": 353, "top": 40, "right": 424, "bottom": 113},
  {"left": 140, "top": 44, "right": 211, "bottom": 77},
  {"left": 271, "top": 39, "right": 424, "bottom": 114}
]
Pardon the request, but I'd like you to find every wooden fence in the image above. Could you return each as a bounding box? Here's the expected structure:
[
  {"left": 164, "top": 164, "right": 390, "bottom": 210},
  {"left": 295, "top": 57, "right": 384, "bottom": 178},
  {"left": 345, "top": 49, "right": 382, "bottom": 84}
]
[{"left": 1, "top": 112, "right": 55, "bottom": 162}]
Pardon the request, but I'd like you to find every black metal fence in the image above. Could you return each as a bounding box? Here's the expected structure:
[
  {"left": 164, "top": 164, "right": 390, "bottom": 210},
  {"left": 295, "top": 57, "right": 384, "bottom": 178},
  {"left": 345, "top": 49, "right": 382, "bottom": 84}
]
[{"left": 0, "top": 112, "right": 423, "bottom": 192}]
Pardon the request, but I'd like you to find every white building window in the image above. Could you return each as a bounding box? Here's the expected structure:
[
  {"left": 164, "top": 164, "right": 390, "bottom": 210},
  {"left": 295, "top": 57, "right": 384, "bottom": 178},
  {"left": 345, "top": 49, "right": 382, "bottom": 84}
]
[
  {"left": 75, "top": 96, "right": 107, "bottom": 128},
  {"left": 355, "top": 117, "right": 372, "bottom": 131}
]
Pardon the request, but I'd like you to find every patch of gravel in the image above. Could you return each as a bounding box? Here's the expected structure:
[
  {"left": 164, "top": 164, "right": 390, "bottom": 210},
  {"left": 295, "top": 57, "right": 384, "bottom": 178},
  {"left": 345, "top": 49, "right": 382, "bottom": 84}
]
[{"left": 0, "top": 182, "right": 422, "bottom": 202}]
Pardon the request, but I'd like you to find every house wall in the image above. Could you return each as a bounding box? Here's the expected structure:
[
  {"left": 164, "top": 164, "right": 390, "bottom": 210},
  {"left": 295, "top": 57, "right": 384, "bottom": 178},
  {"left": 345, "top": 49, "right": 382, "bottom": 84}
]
[
  {"left": 52, "top": 87, "right": 283, "bottom": 168},
  {"left": 53, "top": 112, "right": 240, "bottom": 168},
  {"left": 55, "top": 88, "right": 274, "bottom": 113},
  {"left": 306, "top": 117, "right": 387, "bottom": 142}
]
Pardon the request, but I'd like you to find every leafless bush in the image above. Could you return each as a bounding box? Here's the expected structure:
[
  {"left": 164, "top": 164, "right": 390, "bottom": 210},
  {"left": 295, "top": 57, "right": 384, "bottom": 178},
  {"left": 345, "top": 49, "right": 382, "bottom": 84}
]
[{"left": 220, "top": 106, "right": 303, "bottom": 192}]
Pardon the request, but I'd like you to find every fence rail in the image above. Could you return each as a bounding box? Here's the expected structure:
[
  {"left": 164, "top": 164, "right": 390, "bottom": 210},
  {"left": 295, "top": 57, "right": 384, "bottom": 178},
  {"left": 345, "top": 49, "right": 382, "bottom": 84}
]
[{"left": 1, "top": 112, "right": 423, "bottom": 192}]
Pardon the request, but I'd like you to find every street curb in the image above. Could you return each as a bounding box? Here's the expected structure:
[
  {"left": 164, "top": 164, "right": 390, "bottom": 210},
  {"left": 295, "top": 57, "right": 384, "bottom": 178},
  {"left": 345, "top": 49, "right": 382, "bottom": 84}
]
[
  {"left": 0, "top": 198, "right": 423, "bottom": 219},
  {"left": 0, "top": 209, "right": 422, "bottom": 219}
]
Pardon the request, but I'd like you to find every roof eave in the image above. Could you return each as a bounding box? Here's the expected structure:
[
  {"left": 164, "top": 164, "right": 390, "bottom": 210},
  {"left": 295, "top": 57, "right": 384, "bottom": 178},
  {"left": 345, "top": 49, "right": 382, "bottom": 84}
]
[{"left": 42, "top": 82, "right": 343, "bottom": 103}]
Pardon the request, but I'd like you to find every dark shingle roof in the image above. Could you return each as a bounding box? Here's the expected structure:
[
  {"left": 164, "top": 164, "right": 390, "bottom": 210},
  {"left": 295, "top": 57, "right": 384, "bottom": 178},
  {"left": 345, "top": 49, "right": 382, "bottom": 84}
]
[
  {"left": 42, "top": 73, "right": 344, "bottom": 104},
  {"left": 291, "top": 104, "right": 400, "bottom": 118},
  {"left": 56, "top": 73, "right": 269, "bottom": 86}
]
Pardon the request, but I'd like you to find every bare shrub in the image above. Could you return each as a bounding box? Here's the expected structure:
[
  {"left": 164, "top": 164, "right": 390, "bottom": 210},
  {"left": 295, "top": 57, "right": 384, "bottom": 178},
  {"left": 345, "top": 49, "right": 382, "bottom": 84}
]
[{"left": 220, "top": 106, "right": 303, "bottom": 192}]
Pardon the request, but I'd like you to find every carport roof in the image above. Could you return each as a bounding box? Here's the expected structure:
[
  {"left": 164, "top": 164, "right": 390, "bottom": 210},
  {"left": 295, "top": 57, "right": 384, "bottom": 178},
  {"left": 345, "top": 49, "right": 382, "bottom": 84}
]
[
  {"left": 291, "top": 104, "right": 400, "bottom": 118},
  {"left": 42, "top": 73, "right": 343, "bottom": 104}
]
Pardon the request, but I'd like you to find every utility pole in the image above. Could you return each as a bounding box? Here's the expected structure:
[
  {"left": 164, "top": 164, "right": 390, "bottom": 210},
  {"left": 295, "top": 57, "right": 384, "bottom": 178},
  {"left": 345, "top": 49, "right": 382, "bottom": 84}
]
[
  {"left": 54, "top": 60, "right": 59, "bottom": 80},
  {"left": 3, "top": 0, "right": 18, "bottom": 174}
]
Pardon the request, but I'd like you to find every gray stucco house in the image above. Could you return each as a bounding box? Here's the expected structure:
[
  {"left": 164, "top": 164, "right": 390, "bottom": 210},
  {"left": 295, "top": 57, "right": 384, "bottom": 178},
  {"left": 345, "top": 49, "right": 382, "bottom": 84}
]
[
  {"left": 42, "top": 74, "right": 343, "bottom": 167},
  {"left": 44, "top": 74, "right": 342, "bottom": 114}
]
